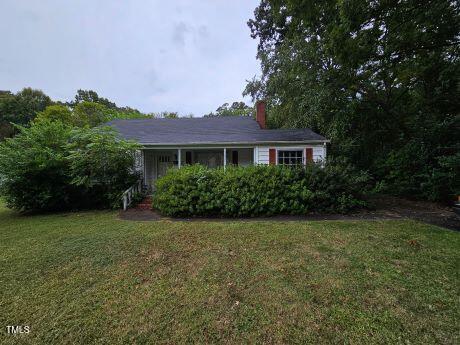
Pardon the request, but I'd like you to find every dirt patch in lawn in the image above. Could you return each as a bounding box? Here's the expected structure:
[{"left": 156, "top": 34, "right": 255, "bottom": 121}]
[
  {"left": 119, "top": 195, "right": 459, "bottom": 231},
  {"left": 369, "top": 196, "right": 459, "bottom": 231}
]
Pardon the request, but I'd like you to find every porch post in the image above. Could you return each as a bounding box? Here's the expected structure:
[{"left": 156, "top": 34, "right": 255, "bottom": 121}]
[
  {"left": 142, "top": 150, "right": 146, "bottom": 186},
  {"left": 223, "top": 148, "right": 227, "bottom": 170},
  {"left": 178, "top": 148, "right": 181, "bottom": 169}
]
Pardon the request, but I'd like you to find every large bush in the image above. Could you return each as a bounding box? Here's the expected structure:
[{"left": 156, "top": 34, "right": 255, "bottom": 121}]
[
  {"left": 0, "top": 121, "right": 77, "bottom": 211},
  {"left": 67, "top": 127, "right": 141, "bottom": 208},
  {"left": 153, "top": 160, "right": 370, "bottom": 217},
  {"left": 0, "top": 121, "right": 140, "bottom": 211}
]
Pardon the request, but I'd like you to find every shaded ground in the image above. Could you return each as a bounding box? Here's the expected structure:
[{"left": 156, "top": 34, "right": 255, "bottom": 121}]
[
  {"left": 120, "top": 196, "right": 460, "bottom": 231},
  {"left": 370, "top": 196, "right": 459, "bottom": 231}
]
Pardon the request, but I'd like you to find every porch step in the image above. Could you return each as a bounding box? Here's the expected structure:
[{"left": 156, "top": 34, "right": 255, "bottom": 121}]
[{"left": 136, "top": 196, "right": 152, "bottom": 210}]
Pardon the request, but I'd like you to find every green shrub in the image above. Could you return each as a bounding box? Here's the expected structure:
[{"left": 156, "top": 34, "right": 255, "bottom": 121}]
[
  {"left": 66, "top": 126, "right": 141, "bottom": 208},
  {"left": 0, "top": 121, "right": 80, "bottom": 211},
  {"left": 0, "top": 121, "right": 140, "bottom": 211},
  {"left": 153, "top": 159, "right": 370, "bottom": 217},
  {"left": 376, "top": 141, "right": 460, "bottom": 202}
]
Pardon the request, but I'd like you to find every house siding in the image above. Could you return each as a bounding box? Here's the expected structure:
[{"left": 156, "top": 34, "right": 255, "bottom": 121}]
[{"left": 313, "top": 146, "right": 326, "bottom": 162}]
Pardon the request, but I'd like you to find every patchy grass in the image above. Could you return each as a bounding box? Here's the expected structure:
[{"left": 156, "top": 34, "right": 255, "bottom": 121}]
[{"left": 0, "top": 203, "right": 459, "bottom": 344}]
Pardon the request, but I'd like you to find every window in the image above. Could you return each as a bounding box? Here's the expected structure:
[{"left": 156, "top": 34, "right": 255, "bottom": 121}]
[
  {"left": 158, "top": 155, "right": 171, "bottom": 163},
  {"left": 277, "top": 150, "right": 303, "bottom": 166}
]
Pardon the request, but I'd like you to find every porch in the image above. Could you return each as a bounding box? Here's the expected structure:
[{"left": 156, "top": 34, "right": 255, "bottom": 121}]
[{"left": 142, "top": 147, "right": 254, "bottom": 187}]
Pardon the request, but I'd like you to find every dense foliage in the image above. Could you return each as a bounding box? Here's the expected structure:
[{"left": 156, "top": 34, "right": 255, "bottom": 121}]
[
  {"left": 68, "top": 89, "right": 118, "bottom": 109},
  {"left": 245, "top": 0, "right": 459, "bottom": 201},
  {"left": 0, "top": 121, "right": 140, "bottom": 211},
  {"left": 67, "top": 127, "right": 141, "bottom": 207},
  {"left": 204, "top": 102, "right": 254, "bottom": 117},
  {"left": 0, "top": 88, "right": 151, "bottom": 137},
  {"left": 0, "top": 88, "right": 52, "bottom": 139},
  {"left": 153, "top": 162, "right": 370, "bottom": 217},
  {"left": 35, "top": 101, "right": 150, "bottom": 128}
]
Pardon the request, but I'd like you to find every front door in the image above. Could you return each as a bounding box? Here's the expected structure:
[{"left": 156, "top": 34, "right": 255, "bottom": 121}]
[{"left": 157, "top": 154, "right": 173, "bottom": 178}]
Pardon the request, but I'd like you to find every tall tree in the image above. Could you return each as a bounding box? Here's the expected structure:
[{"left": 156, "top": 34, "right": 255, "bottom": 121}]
[
  {"left": 204, "top": 102, "right": 254, "bottom": 117},
  {"left": 0, "top": 88, "right": 52, "bottom": 139},
  {"left": 68, "top": 89, "right": 145, "bottom": 116},
  {"left": 69, "top": 89, "right": 117, "bottom": 109},
  {"left": 0, "top": 88, "right": 53, "bottom": 125},
  {"left": 246, "top": 0, "right": 459, "bottom": 200}
]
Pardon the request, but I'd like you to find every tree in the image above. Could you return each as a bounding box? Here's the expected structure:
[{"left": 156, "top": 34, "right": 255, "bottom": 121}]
[
  {"left": 72, "top": 101, "right": 111, "bottom": 127},
  {"left": 0, "top": 88, "right": 52, "bottom": 139},
  {"left": 69, "top": 89, "right": 117, "bottom": 109},
  {"left": 149, "top": 111, "right": 180, "bottom": 119},
  {"left": 0, "top": 91, "right": 16, "bottom": 139},
  {"left": 34, "top": 105, "right": 73, "bottom": 124},
  {"left": 68, "top": 90, "right": 146, "bottom": 117},
  {"left": 204, "top": 102, "right": 254, "bottom": 117},
  {"left": 68, "top": 90, "right": 152, "bottom": 122},
  {"left": 0, "top": 121, "right": 140, "bottom": 211},
  {"left": 0, "top": 88, "right": 149, "bottom": 135},
  {"left": 35, "top": 102, "right": 151, "bottom": 128},
  {"left": 245, "top": 0, "right": 460, "bottom": 201}
]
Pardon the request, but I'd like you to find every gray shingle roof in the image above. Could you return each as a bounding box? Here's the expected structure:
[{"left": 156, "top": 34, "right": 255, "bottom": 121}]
[{"left": 108, "top": 117, "right": 327, "bottom": 145}]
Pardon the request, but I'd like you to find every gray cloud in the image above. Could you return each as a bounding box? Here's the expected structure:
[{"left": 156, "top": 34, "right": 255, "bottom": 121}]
[
  {"left": 172, "top": 21, "right": 190, "bottom": 47},
  {"left": 197, "top": 25, "right": 209, "bottom": 38},
  {"left": 0, "top": 0, "right": 260, "bottom": 116}
]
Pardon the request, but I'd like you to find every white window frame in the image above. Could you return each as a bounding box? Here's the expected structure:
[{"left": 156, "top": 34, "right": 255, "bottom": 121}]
[{"left": 276, "top": 148, "right": 304, "bottom": 166}]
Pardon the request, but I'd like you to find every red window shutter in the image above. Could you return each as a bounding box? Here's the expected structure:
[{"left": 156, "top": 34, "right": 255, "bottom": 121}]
[
  {"left": 269, "top": 149, "right": 276, "bottom": 165},
  {"left": 305, "top": 148, "right": 313, "bottom": 164}
]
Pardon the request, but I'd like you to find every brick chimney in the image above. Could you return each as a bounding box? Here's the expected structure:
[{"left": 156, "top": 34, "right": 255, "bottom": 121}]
[{"left": 255, "top": 100, "right": 266, "bottom": 129}]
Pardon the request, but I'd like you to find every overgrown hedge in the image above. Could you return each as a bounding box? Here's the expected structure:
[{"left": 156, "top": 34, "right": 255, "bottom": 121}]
[{"left": 153, "top": 160, "right": 370, "bottom": 217}]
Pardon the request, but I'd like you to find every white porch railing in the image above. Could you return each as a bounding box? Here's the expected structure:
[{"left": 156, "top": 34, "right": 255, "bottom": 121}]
[{"left": 121, "top": 180, "right": 142, "bottom": 211}]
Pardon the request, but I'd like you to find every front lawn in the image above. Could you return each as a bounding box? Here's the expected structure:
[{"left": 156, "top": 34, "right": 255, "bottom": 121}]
[{"left": 1, "top": 203, "right": 459, "bottom": 344}]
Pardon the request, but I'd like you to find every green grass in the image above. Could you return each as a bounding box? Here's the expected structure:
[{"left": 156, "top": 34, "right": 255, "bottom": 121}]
[{"left": 0, "top": 202, "right": 459, "bottom": 344}]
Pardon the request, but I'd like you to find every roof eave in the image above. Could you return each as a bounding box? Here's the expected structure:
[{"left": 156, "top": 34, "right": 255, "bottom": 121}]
[{"left": 139, "top": 140, "right": 330, "bottom": 147}]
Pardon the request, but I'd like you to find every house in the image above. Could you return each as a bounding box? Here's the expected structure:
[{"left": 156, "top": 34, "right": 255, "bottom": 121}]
[{"left": 109, "top": 101, "right": 329, "bottom": 189}]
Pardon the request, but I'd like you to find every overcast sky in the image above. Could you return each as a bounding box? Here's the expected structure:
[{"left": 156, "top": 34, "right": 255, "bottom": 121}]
[{"left": 0, "top": 0, "right": 261, "bottom": 116}]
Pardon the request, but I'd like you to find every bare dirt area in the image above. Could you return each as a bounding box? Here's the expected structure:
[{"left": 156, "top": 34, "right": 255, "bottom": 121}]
[
  {"left": 367, "top": 196, "right": 459, "bottom": 231},
  {"left": 119, "top": 195, "right": 459, "bottom": 231}
]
